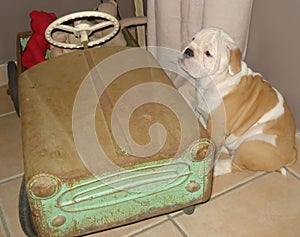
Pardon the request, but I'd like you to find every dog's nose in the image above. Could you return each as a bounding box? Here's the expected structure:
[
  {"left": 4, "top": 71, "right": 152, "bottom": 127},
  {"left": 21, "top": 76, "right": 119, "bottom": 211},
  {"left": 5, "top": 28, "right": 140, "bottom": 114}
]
[{"left": 184, "top": 48, "right": 194, "bottom": 58}]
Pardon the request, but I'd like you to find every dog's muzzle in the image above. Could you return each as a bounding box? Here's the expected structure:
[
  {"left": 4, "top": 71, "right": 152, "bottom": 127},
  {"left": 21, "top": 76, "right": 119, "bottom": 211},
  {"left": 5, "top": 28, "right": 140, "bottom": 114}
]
[{"left": 183, "top": 48, "right": 194, "bottom": 58}]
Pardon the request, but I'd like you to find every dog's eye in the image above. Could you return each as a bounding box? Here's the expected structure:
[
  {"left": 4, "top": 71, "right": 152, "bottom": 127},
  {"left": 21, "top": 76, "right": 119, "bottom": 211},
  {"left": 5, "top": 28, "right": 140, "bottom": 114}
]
[
  {"left": 205, "top": 50, "right": 212, "bottom": 57},
  {"left": 192, "top": 37, "right": 195, "bottom": 41}
]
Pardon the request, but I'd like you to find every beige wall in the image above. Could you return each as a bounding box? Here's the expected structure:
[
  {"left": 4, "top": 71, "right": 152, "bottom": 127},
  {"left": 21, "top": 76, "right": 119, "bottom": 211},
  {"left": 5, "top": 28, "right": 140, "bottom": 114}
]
[
  {"left": 245, "top": 0, "right": 300, "bottom": 129},
  {"left": 0, "top": 0, "right": 98, "bottom": 64},
  {"left": 0, "top": 0, "right": 136, "bottom": 64}
]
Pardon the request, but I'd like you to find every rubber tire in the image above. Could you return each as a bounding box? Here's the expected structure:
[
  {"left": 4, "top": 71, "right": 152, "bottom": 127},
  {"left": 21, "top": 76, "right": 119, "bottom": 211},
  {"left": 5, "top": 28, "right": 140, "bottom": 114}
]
[
  {"left": 19, "top": 177, "right": 38, "bottom": 237},
  {"left": 7, "top": 61, "right": 19, "bottom": 116},
  {"left": 183, "top": 205, "right": 196, "bottom": 215}
]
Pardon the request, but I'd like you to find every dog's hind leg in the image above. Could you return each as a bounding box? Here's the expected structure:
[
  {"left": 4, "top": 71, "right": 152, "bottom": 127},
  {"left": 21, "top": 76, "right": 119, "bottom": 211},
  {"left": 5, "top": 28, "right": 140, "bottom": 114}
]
[{"left": 232, "top": 140, "right": 295, "bottom": 173}]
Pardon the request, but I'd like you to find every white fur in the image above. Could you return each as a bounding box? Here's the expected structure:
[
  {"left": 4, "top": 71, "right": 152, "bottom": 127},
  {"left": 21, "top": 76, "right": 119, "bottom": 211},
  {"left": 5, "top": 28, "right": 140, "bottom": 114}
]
[
  {"left": 223, "top": 80, "right": 285, "bottom": 153},
  {"left": 213, "top": 159, "right": 232, "bottom": 176},
  {"left": 224, "top": 124, "right": 277, "bottom": 152},
  {"left": 255, "top": 89, "right": 285, "bottom": 125}
]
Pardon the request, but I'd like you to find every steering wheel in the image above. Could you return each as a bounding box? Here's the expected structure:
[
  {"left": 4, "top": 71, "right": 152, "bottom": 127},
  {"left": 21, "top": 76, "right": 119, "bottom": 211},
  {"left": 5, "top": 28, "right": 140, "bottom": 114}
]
[{"left": 45, "top": 11, "right": 120, "bottom": 49}]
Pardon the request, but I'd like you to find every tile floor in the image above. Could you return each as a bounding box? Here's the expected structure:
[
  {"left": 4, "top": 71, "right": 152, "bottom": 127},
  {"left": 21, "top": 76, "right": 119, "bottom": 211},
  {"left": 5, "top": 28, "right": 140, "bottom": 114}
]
[{"left": 0, "top": 69, "right": 300, "bottom": 237}]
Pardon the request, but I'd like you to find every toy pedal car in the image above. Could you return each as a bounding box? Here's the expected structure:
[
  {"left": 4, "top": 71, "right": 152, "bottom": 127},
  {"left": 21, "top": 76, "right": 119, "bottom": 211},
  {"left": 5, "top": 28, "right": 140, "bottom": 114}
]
[{"left": 9, "top": 11, "right": 215, "bottom": 237}]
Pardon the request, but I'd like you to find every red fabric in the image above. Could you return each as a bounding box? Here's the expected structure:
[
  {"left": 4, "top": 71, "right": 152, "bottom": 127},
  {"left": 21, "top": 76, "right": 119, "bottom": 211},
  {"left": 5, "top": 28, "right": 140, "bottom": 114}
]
[{"left": 22, "top": 11, "right": 57, "bottom": 69}]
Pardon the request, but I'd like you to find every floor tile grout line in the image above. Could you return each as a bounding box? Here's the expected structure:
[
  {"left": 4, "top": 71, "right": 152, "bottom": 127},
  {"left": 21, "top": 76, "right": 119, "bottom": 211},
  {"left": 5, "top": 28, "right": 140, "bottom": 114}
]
[
  {"left": 0, "top": 173, "right": 24, "bottom": 185},
  {"left": 0, "top": 111, "right": 16, "bottom": 118},
  {"left": 210, "top": 172, "right": 269, "bottom": 202},
  {"left": 286, "top": 167, "right": 300, "bottom": 180},
  {"left": 128, "top": 218, "right": 170, "bottom": 237},
  {"left": 167, "top": 215, "right": 188, "bottom": 237},
  {"left": 0, "top": 79, "right": 8, "bottom": 86},
  {"left": 0, "top": 84, "right": 8, "bottom": 89},
  {"left": 210, "top": 171, "right": 268, "bottom": 200},
  {"left": 0, "top": 82, "right": 8, "bottom": 87},
  {"left": 171, "top": 172, "right": 269, "bottom": 219},
  {"left": 0, "top": 205, "right": 11, "bottom": 237}
]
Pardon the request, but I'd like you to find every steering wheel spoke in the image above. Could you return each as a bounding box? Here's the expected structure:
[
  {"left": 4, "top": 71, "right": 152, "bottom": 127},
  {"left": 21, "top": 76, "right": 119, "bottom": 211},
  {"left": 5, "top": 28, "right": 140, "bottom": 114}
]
[
  {"left": 90, "top": 21, "right": 115, "bottom": 32},
  {"left": 54, "top": 24, "right": 78, "bottom": 34},
  {"left": 45, "top": 11, "right": 120, "bottom": 49}
]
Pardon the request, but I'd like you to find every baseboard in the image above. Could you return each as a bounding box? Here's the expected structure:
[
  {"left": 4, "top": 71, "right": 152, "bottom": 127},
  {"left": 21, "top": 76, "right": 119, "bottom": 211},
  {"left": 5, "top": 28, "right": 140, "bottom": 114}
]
[{"left": 0, "top": 63, "right": 8, "bottom": 87}]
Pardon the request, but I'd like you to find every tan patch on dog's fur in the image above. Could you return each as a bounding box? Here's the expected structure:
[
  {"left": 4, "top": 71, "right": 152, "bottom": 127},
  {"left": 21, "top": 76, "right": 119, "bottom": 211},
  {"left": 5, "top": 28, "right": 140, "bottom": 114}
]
[
  {"left": 229, "top": 48, "right": 242, "bottom": 75},
  {"left": 226, "top": 101, "right": 297, "bottom": 172},
  {"left": 222, "top": 75, "right": 278, "bottom": 136},
  {"left": 209, "top": 75, "right": 297, "bottom": 172}
]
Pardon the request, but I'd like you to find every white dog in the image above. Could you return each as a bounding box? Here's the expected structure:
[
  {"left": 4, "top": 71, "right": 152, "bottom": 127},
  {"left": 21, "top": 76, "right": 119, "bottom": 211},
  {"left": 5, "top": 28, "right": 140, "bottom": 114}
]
[{"left": 179, "top": 27, "right": 297, "bottom": 176}]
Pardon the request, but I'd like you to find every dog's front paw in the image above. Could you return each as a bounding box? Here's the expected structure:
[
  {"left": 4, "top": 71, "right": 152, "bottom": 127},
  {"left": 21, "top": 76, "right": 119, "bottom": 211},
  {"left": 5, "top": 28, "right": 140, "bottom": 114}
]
[{"left": 214, "top": 159, "right": 232, "bottom": 176}]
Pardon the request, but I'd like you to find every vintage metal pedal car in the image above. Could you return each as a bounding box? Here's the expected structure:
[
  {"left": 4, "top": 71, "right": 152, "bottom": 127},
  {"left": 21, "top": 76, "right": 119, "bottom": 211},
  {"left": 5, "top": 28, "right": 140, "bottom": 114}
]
[{"left": 8, "top": 11, "right": 215, "bottom": 237}]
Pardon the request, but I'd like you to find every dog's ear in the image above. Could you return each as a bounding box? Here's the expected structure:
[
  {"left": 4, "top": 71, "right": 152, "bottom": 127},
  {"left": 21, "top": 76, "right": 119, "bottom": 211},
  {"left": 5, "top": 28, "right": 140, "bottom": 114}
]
[{"left": 228, "top": 48, "right": 242, "bottom": 76}]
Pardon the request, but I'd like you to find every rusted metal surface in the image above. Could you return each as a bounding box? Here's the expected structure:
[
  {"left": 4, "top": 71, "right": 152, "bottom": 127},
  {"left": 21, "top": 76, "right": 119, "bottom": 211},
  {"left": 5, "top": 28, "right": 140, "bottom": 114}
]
[
  {"left": 27, "top": 139, "right": 214, "bottom": 236},
  {"left": 19, "top": 47, "right": 214, "bottom": 236}
]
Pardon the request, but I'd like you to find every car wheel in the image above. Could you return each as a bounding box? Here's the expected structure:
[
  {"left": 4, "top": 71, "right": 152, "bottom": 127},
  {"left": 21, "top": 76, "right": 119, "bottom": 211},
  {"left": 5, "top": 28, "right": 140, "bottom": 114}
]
[
  {"left": 19, "top": 176, "right": 38, "bottom": 237},
  {"left": 7, "top": 61, "right": 19, "bottom": 116}
]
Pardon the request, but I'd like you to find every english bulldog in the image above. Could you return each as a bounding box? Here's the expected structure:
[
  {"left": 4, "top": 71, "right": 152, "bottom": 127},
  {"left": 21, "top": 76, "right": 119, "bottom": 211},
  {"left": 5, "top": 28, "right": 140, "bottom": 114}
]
[{"left": 179, "top": 27, "right": 297, "bottom": 176}]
